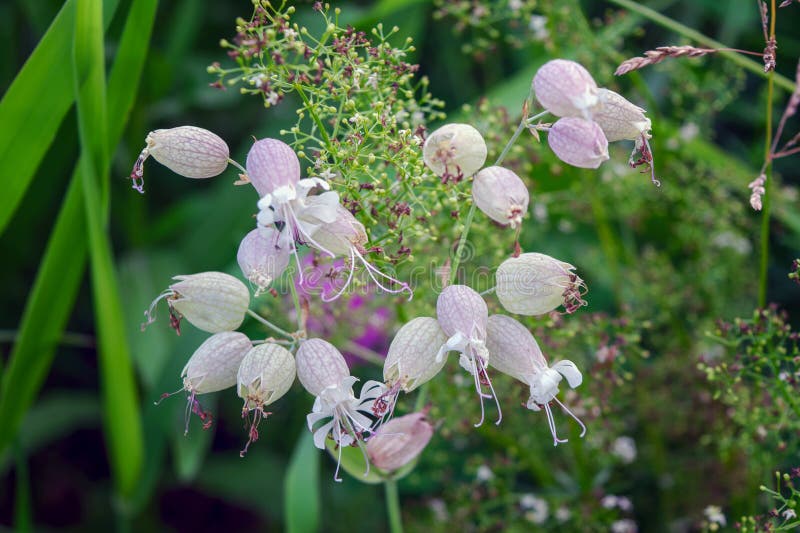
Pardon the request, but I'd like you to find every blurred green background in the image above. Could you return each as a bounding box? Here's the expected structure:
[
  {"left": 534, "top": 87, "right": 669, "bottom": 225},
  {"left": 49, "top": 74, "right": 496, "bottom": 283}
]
[{"left": 1, "top": 0, "right": 799, "bottom": 531}]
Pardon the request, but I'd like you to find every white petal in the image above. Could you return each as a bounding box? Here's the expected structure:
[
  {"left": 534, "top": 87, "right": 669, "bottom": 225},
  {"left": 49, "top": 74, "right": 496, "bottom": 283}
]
[
  {"left": 298, "top": 177, "right": 331, "bottom": 192},
  {"left": 552, "top": 360, "right": 583, "bottom": 388},
  {"left": 458, "top": 353, "right": 476, "bottom": 375},
  {"left": 313, "top": 420, "right": 335, "bottom": 449},
  {"left": 257, "top": 209, "right": 274, "bottom": 226},
  {"left": 257, "top": 194, "right": 273, "bottom": 210}
]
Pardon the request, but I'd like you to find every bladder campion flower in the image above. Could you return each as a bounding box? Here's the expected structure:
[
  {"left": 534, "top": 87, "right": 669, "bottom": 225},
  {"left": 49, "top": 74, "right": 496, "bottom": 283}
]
[
  {"left": 174, "top": 331, "right": 252, "bottom": 434},
  {"left": 485, "top": 314, "right": 585, "bottom": 446},
  {"left": 295, "top": 338, "right": 386, "bottom": 481},
  {"left": 237, "top": 227, "right": 291, "bottom": 296},
  {"left": 423, "top": 123, "right": 488, "bottom": 183},
  {"left": 436, "top": 284, "right": 502, "bottom": 426},
  {"left": 245, "top": 137, "right": 302, "bottom": 196},
  {"left": 129, "top": 126, "right": 230, "bottom": 193},
  {"left": 471, "top": 166, "right": 530, "bottom": 228},
  {"left": 532, "top": 59, "right": 599, "bottom": 118},
  {"left": 143, "top": 271, "right": 250, "bottom": 334},
  {"left": 590, "top": 88, "right": 659, "bottom": 186},
  {"left": 495, "top": 252, "right": 587, "bottom": 315},
  {"left": 379, "top": 317, "right": 449, "bottom": 418},
  {"left": 366, "top": 410, "right": 434, "bottom": 473},
  {"left": 547, "top": 117, "right": 610, "bottom": 169},
  {"left": 237, "top": 343, "right": 296, "bottom": 456}
]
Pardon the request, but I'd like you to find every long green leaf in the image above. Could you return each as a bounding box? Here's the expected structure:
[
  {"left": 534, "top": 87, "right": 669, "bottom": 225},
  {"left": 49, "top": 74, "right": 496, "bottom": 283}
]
[
  {"left": 0, "top": 0, "right": 121, "bottom": 237},
  {"left": 285, "top": 430, "right": 321, "bottom": 533},
  {"left": 0, "top": 0, "right": 159, "bottom": 458}
]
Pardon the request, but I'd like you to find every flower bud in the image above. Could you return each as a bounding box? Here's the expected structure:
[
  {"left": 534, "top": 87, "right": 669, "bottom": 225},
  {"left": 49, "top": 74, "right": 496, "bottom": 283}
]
[
  {"left": 149, "top": 271, "right": 250, "bottom": 334},
  {"left": 590, "top": 89, "right": 652, "bottom": 143},
  {"left": 237, "top": 343, "right": 296, "bottom": 410},
  {"left": 384, "top": 317, "right": 448, "bottom": 392},
  {"left": 423, "top": 123, "right": 487, "bottom": 182},
  {"left": 237, "top": 228, "right": 291, "bottom": 296},
  {"left": 495, "top": 253, "right": 587, "bottom": 316},
  {"left": 547, "top": 117, "right": 609, "bottom": 169},
  {"left": 130, "top": 126, "right": 230, "bottom": 193},
  {"left": 472, "top": 166, "right": 530, "bottom": 228},
  {"left": 436, "top": 284, "right": 488, "bottom": 339},
  {"left": 182, "top": 332, "right": 252, "bottom": 394},
  {"left": 366, "top": 411, "right": 434, "bottom": 472},
  {"left": 295, "top": 338, "right": 350, "bottom": 396},
  {"left": 532, "top": 59, "right": 599, "bottom": 118},
  {"left": 246, "top": 138, "right": 301, "bottom": 196}
]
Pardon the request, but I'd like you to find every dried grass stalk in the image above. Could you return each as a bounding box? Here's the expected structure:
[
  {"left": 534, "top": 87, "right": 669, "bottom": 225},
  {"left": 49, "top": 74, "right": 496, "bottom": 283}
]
[{"left": 615, "top": 46, "right": 717, "bottom": 76}]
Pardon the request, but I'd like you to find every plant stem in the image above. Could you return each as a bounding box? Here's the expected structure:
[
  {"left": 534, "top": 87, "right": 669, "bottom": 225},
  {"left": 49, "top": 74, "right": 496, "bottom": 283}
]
[
  {"left": 384, "top": 479, "right": 404, "bottom": 533},
  {"left": 759, "top": 0, "right": 776, "bottom": 308},
  {"left": 607, "top": 0, "right": 796, "bottom": 93},
  {"left": 288, "top": 270, "right": 305, "bottom": 333},
  {"left": 246, "top": 309, "right": 295, "bottom": 339},
  {"left": 448, "top": 115, "right": 528, "bottom": 285},
  {"left": 227, "top": 158, "right": 247, "bottom": 175}
]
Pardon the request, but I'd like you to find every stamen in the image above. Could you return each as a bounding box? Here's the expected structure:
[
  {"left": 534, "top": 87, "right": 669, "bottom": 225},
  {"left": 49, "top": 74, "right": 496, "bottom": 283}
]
[
  {"left": 284, "top": 203, "right": 336, "bottom": 258},
  {"left": 129, "top": 147, "right": 149, "bottom": 194},
  {"left": 553, "top": 397, "right": 587, "bottom": 437},
  {"left": 352, "top": 248, "right": 413, "bottom": 300},
  {"left": 322, "top": 249, "right": 357, "bottom": 302},
  {"left": 477, "top": 358, "right": 503, "bottom": 426},
  {"left": 543, "top": 403, "right": 569, "bottom": 446},
  {"left": 141, "top": 289, "right": 175, "bottom": 331}
]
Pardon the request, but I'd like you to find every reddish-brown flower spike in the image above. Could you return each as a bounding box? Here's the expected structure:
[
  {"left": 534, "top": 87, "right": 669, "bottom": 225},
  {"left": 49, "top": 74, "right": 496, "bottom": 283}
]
[
  {"left": 130, "top": 126, "right": 230, "bottom": 193},
  {"left": 472, "top": 166, "right": 530, "bottom": 228},
  {"left": 533, "top": 59, "right": 599, "bottom": 118},
  {"left": 547, "top": 117, "right": 609, "bottom": 169}
]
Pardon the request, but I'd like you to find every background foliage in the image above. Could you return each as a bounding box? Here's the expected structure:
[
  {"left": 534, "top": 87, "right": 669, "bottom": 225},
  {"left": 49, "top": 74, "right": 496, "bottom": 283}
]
[{"left": 1, "top": 0, "right": 799, "bottom": 531}]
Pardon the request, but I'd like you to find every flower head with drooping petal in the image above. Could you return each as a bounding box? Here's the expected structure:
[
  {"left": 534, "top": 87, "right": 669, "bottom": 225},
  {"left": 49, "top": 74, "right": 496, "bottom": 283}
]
[
  {"left": 237, "top": 227, "right": 291, "bottom": 296},
  {"left": 436, "top": 285, "right": 502, "bottom": 426},
  {"left": 495, "top": 252, "right": 587, "bottom": 316},
  {"left": 295, "top": 338, "right": 385, "bottom": 481},
  {"left": 246, "top": 138, "right": 301, "bottom": 196},
  {"left": 533, "top": 59, "right": 599, "bottom": 118},
  {"left": 472, "top": 166, "right": 530, "bottom": 228},
  {"left": 547, "top": 117, "right": 610, "bottom": 169},
  {"left": 485, "top": 314, "right": 585, "bottom": 446}
]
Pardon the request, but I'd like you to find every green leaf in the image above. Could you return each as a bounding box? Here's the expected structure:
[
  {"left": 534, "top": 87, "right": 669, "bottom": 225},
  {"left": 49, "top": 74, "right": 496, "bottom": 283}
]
[
  {"left": 0, "top": 0, "right": 121, "bottom": 237},
  {"left": 0, "top": 0, "right": 159, "bottom": 463},
  {"left": 285, "top": 430, "right": 321, "bottom": 533}
]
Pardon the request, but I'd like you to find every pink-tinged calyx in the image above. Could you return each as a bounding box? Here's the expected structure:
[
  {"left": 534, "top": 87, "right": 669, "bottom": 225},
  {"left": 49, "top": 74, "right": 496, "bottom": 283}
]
[
  {"left": 485, "top": 314, "right": 585, "bottom": 446},
  {"left": 246, "top": 138, "right": 301, "bottom": 196},
  {"left": 237, "top": 228, "right": 291, "bottom": 296},
  {"left": 472, "top": 166, "right": 530, "bottom": 228},
  {"left": 547, "top": 117, "right": 609, "bottom": 169},
  {"left": 495, "top": 252, "right": 587, "bottom": 316},
  {"left": 366, "top": 411, "right": 434, "bottom": 472},
  {"left": 533, "top": 59, "right": 599, "bottom": 118}
]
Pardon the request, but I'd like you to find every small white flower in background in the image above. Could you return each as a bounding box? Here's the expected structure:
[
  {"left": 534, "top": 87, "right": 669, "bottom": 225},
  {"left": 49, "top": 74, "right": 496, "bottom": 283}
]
[
  {"left": 533, "top": 59, "right": 599, "bottom": 119},
  {"left": 520, "top": 494, "right": 549, "bottom": 524},
  {"left": 366, "top": 411, "right": 434, "bottom": 472},
  {"left": 678, "top": 121, "right": 700, "bottom": 142},
  {"left": 423, "top": 123, "right": 488, "bottom": 183},
  {"left": 237, "top": 343, "right": 296, "bottom": 456},
  {"left": 528, "top": 15, "right": 549, "bottom": 40},
  {"left": 143, "top": 271, "right": 250, "bottom": 334},
  {"left": 611, "top": 519, "right": 638, "bottom": 533},
  {"left": 237, "top": 227, "right": 291, "bottom": 296},
  {"left": 476, "top": 464, "right": 494, "bottom": 482},
  {"left": 555, "top": 506, "right": 571, "bottom": 522},
  {"left": 173, "top": 331, "right": 252, "bottom": 434},
  {"left": 436, "top": 285, "right": 503, "bottom": 426},
  {"left": 471, "top": 166, "right": 530, "bottom": 228},
  {"left": 602, "top": 495, "right": 633, "bottom": 511},
  {"left": 485, "top": 314, "right": 585, "bottom": 446},
  {"left": 381, "top": 317, "right": 449, "bottom": 418},
  {"left": 295, "top": 338, "right": 385, "bottom": 481},
  {"left": 783, "top": 509, "right": 797, "bottom": 520},
  {"left": 547, "top": 117, "right": 610, "bottom": 169},
  {"left": 612, "top": 436, "right": 638, "bottom": 464},
  {"left": 495, "top": 252, "right": 588, "bottom": 316},
  {"left": 428, "top": 499, "right": 449, "bottom": 522},
  {"left": 704, "top": 505, "right": 727, "bottom": 527},
  {"left": 129, "top": 125, "right": 230, "bottom": 193}
]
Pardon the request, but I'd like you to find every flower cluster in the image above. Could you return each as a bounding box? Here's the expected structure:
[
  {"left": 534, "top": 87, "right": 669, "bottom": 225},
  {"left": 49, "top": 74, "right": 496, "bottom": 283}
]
[{"left": 532, "top": 59, "right": 660, "bottom": 186}]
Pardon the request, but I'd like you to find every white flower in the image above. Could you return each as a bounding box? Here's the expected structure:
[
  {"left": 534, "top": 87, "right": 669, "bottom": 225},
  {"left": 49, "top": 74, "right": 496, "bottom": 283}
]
[
  {"left": 528, "top": 15, "right": 549, "bottom": 40},
  {"left": 485, "top": 314, "right": 585, "bottom": 446},
  {"left": 611, "top": 436, "right": 637, "bottom": 464},
  {"left": 296, "top": 338, "right": 386, "bottom": 481},
  {"left": 555, "top": 506, "right": 571, "bottom": 522},
  {"left": 783, "top": 509, "right": 797, "bottom": 520},
  {"left": 704, "top": 505, "right": 727, "bottom": 526},
  {"left": 495, "top": 252, "right": 587, "bottom": 316},
  {"left": 520, "top": 494, "right": 549, "bottom": 524},
  {"left": 436, "top": 285, "right": 502, "bottom": 427},
  {"left": 476, "top": 465, "right": 494, "bottom": 482},
  {"left": 423, "top": 123, "right": 488, "bottom": 182},
  {"left": 266, "top": 91, "right": 280, "bottom": 106}
]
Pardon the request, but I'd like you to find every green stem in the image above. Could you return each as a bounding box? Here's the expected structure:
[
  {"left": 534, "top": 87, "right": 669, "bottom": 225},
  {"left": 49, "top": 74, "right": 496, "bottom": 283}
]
[
  {"left": 759, "top": 0, "right": 776, "bottom": 308},
  {"left": 607, "top": 0, "right": 796, "bottom": 93},
  {"left": 449, "top": 116, "right": 528, "bottom": 285},
  {"left": 384, "top": 479, "right": 404, "bottom": 533},
  {"left": 288, "top": 269, "right": 305, "bottom": 334},
  {"left": 294, "top": 84, "right": 334, "bottom": 152},
  {"left": 227, "top": 158, "right": 247, "bottom": 175},
  {"left": 246, "top": 309, "right": 295, "bottom": 339}
]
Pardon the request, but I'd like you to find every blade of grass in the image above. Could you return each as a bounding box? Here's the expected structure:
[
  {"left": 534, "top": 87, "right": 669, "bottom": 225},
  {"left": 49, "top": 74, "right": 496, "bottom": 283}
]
[
  {"left": 0, "top": 0, "right": 159, "bottom": 458},
  {"left": 74, "top": 0, "right": 143, "bottom": 499},
  {"left": 0, "top": 0, "right": 121, "bottom": 237},
  {"left": 285, "top": 429, "right": 320, "bottom": 533}
]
